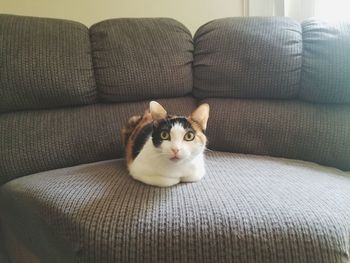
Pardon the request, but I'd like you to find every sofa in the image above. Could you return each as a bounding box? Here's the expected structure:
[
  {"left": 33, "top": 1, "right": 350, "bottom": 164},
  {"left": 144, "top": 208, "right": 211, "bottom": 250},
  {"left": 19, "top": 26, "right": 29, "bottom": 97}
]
[{"left": 0, "top": 13, "right": 350, "bottom": 263}]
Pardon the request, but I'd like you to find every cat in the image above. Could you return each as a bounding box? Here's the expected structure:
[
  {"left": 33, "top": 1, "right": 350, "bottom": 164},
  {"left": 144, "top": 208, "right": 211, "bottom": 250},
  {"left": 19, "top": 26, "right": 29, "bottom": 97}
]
[{"left": 121, "top": 101, "right": 209, "bottom": 187}]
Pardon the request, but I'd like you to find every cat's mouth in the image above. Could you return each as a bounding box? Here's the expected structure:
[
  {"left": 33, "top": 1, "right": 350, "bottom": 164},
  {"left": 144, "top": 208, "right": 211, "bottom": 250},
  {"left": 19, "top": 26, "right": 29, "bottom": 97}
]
[{"left": 170, "top": 156, "right": 181, "bottom": 162}]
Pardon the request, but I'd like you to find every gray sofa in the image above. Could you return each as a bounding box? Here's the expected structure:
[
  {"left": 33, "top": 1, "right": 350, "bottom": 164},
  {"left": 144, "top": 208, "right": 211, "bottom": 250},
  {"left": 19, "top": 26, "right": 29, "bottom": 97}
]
[{"left": 0, "top": 14, "right": 350, "bottom": 263}]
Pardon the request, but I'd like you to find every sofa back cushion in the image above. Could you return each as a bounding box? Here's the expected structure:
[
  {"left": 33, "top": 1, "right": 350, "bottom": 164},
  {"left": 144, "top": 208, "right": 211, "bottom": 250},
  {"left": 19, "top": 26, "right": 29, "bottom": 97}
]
[
  {"left": 0, "top": 15, "right": 196, "bottom": 184},
  {"left": 1, "top": 15, "right": 350, "bottom": 185},
  {"left": 0, "top": 15, "right": 97, "bottom": 112},
  {"left": 193, "top": 17, "right": 302, "bottom": 99},
  {"left": 0, "top": 97, "right": 196, "bottom": 184},
  {"left": 205, "top": 99, "right": 350, "bottom": 170},
  {"left": 300, "top": 19, "right": 350, "bottom": 103},
  {"left": 90, "top": 18, "right": 193, "bottom": 102},
  {"left": 193, "top": 17, "right": 350, "bottom": 170}
]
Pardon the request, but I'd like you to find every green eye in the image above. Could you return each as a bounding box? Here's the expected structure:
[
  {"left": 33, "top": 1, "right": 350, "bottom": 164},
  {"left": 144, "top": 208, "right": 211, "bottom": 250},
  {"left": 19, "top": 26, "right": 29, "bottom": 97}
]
[
  {"left": 160, "top": 131, "right": 170, "bottom": 140},
  {"left": 184, "top": 131, "right": 195, "bottom": 141}
]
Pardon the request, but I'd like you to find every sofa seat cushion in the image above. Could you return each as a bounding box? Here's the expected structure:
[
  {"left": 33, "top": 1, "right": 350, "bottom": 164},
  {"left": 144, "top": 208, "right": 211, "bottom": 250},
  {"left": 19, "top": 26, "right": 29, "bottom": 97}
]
[{"left": 1, "top": 151, "right": 350, "bottom": 263}]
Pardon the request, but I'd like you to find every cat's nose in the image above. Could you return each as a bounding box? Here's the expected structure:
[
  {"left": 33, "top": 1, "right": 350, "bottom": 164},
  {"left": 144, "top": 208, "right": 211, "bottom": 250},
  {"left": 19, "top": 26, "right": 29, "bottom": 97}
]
[{"left": 171, "top": 148, "right": 179, "bottom": 154}]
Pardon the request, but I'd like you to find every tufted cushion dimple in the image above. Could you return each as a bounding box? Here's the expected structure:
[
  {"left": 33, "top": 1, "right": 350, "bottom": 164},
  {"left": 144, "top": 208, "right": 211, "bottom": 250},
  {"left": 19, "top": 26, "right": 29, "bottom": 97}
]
[
  {"left": 0, "top": 15, "right": 97, "bottom": 112},
  {"left": 90, "top": 18, "right": 193, "bottom": 102}
]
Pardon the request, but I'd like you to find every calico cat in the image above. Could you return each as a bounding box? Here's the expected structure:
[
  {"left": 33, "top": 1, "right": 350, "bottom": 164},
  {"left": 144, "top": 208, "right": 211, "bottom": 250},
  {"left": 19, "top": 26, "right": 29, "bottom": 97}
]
[{"left": 121, "top": 101, "right": 209, "bottom": 187}]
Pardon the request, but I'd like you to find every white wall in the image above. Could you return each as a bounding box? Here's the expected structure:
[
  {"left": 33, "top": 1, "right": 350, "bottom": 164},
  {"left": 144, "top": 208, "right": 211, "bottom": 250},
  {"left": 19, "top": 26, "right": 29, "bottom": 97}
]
[{"left": 1, "top": 0, "right": 244, "bottom": 33}]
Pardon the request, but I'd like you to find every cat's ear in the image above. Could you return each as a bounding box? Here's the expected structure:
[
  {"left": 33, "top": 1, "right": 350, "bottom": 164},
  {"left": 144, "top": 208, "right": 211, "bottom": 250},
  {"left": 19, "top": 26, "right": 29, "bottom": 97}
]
[
  {"left": 190, "top": 103, "right": 210, "bottom": 130},
  {"left": 150, "top": 101, "right": 167, "bottom": 120}
]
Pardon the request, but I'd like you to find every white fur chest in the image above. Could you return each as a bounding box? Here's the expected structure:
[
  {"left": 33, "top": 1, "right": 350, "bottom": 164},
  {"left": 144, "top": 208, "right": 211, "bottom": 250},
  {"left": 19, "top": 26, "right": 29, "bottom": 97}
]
[{"left": 129, "top": 139, "right": 205, "bottom": 187}]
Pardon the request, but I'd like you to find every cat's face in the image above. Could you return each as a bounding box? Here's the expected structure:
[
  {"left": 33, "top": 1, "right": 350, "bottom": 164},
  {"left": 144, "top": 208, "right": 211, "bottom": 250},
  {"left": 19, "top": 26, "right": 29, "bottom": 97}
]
[
  {"left": 150, "top": 102, "right": 209, "bottom": 163},
  {"left": 152, "top": 118, "right": 206, "bottom": 163}
]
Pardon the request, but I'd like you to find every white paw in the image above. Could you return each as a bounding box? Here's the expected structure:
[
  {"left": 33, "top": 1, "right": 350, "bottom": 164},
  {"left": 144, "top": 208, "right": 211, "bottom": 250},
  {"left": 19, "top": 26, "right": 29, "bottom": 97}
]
[
  {"left": 133, "top": 175, "right": 180, "bottom": 187},
  {"left": 181, "top": 173, "right": 204, "bottom": 183}
]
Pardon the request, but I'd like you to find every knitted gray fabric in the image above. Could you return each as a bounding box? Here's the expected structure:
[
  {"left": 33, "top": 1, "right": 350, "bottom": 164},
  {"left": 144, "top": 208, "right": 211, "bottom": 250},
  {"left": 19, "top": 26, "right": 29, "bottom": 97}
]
[
  {"left": 0, "top": 15, "right": 97, "bottom": 112},
  {"left": 90, "top": 18, "right": 193, "bottom": 102},
  {"left": 1, "top": 151, "right": 350, "bottom": 263},
  {"left": 0, "top": 221, "right": 8, "bottom": 263},
  {"left": 1, "top": 15, "right": 350, "bottom": 263},
  {"left": 0, "top": 97, "right": 196, "bottom": 184},
  {"left": 193, "top": 17, "right": 302, "bottom": 99},
  {"left": 204, "top": 98, "right": 350, "bottom": 171},
  {"left": 300, "top": 18, "right": 350, "bottom": 103}
]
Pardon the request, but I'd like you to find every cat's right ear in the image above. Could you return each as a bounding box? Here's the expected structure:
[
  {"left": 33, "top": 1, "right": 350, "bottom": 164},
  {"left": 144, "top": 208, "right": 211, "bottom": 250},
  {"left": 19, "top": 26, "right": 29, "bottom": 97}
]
[
  {"left": 150, "top": 101, "right": 167, "bottom": 121},
  {"left": 190, "top": 103, "right": 210, "bottom": 131}
]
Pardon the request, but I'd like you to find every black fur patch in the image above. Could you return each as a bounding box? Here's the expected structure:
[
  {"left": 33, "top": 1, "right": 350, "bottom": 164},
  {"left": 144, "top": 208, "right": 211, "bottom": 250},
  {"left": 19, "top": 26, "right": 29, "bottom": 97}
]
[
  {"left": 132, "top": 123, "right": 153, "bottom": 159},
  {"left": 152, "top": 117, "right": 194, "bottom": 147}
]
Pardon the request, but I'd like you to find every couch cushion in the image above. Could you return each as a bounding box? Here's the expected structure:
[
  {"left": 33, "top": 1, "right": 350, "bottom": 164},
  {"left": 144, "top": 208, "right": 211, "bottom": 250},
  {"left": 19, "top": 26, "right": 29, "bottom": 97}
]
[
  {"left": 193, "top": 17, "right": 302, "bottom": 99},
  {"left": 204, "top": 98, "right": 350, "bottom": 171},
  {"left": 1, "top": 151, "right": 349, "bottom": 263},
  {"left": 300, "top": 19, "right": 350, "bottom": 104},
  {"left": 90, "top": 18, "right": 193, "bottom": 102},
  {"left": 0, "top": 14, "right": 97, "bottom": 112},
  {"left": 0, "top": 97, "right": 196, "bottom": 184}
]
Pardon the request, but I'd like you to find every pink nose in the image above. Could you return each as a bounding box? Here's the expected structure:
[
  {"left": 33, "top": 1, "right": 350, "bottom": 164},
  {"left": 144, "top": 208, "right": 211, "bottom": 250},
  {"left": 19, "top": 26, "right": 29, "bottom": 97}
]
[{"left": 171, "top": 148, "right": 179, "bottom": 154}]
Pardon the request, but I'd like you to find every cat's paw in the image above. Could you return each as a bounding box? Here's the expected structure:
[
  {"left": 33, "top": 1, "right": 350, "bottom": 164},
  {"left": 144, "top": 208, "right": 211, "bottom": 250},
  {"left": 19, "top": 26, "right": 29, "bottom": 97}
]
[
  {"left": 133, "top": 175, "right": 180, "bottom": 187},
  {"left": 181, "top": 173, "right": 204, "bottom": 183}
]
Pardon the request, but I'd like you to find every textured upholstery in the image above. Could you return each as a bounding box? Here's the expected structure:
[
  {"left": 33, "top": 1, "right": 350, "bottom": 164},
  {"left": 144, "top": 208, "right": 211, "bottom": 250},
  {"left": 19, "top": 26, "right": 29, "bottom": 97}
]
[
  {"left": 300, "top": 18, "right": 350, "bottom": 103},
  {"left": 0, "top": 15, "right": 97, "bottom": 112},
  {"left": 0, "top": 97, "right": 196, "bottom": 184},
  {"left": 192, "top": 17, "right": 350, "bottom": 171},
  {"left": 193, "top": 17, "right": 350, "bottom": 104},
  {"left": 1, "top": 14, "right": 350, "bottom": 263},
  {"left": 90, "top": 18, "right": 193, "bottom": 102},
  {"left": 204, "top": 98, "right": 350, "bottom": 170},
  {"left": 193, "top": 17, "right": 302, "bottom": 99},
  {"left": 1, "top": 151, "right": 350, "bottom": 263}
]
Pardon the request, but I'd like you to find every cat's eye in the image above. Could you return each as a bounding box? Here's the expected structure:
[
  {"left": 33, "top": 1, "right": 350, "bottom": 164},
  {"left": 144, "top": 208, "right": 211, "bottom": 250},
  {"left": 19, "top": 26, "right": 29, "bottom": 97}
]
[
  {"left": 160, "top": 131, "right": 170, "bottom": 140},
  {"left": 184, "top": 131, "right": 195, "bottom": 141}
]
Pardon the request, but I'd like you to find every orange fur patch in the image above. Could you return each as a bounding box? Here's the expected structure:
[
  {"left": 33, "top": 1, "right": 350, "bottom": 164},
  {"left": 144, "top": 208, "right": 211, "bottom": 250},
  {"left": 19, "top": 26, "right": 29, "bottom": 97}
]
[{"left": 125, "top": 111, "right": 154, "bottom": 166}]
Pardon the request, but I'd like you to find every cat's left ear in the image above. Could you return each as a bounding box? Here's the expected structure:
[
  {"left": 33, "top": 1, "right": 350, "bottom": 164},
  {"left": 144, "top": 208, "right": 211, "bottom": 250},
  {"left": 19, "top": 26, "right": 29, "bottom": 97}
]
[
  {"left": 150, "top": 101, "right": 167, "bottom": 121},
  {"left": 190, "top": 103, "right": 210, "bottom": 130}
]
